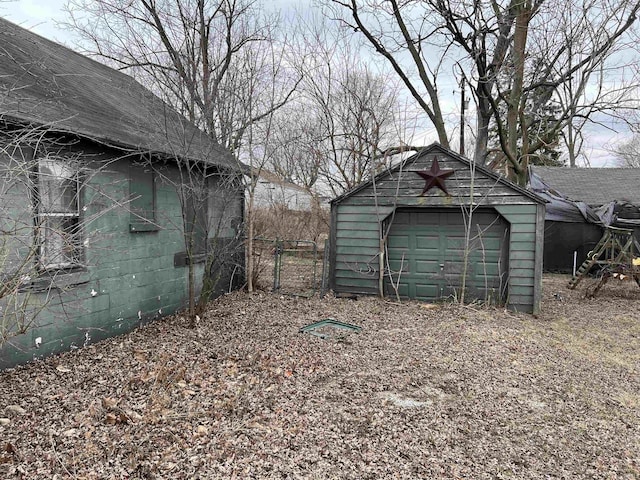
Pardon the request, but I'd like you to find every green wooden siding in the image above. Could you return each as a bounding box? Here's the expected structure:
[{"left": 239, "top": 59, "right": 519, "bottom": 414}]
[{"left": 330, "top": 145, "right": 544, "bottom": 314}]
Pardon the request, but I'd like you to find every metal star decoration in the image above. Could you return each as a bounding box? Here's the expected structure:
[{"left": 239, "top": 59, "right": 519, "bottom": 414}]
[{"left": 415, "top": 156, "right": 455, "bottom": 195}]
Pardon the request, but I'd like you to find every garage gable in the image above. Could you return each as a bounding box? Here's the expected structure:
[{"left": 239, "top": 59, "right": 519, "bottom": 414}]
[{"left": 333, "top": 143, "right": 542, "bottom": 208}]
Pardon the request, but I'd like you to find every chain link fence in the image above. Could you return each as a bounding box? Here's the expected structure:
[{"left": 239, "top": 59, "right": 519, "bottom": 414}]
[{"left": 250, "top": 237, "right": 328, "bottom": 297}]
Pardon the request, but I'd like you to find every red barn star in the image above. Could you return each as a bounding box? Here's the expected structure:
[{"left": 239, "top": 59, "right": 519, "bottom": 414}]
[{"left": 415, "top": 157, "right": 455, "bottom": 195}]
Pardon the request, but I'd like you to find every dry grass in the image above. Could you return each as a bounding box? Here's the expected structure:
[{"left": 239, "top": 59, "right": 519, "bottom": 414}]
[
  {"left": 1, "top": 274, "right": 639, "bottom": 479},
  {"left": 252, "top": 205, "right": 329, "bottom": 244}
]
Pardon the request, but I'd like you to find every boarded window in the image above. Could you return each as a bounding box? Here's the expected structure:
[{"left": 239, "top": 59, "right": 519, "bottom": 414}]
[
  {"left": 184, "top": 188, "right": 208, "bottom": 257},
  {"left": 36, "top": 158, "right": 82, "bottom": 269},
  {"left": 129, "top": 164, "right": 156, "bottom": 232}
]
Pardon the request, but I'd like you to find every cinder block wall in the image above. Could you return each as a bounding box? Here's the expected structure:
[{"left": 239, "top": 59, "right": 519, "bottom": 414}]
[{"left": 0, "top": 142, "right": 242, "bottom": 369}]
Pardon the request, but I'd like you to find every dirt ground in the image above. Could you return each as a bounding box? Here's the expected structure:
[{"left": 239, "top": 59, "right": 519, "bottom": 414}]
[{"left": 1, "top": 274, "right": 639, "bottom": 479}]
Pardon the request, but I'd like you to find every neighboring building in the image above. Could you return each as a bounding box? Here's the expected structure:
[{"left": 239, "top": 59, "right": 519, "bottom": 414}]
[
  {"left": 252, "top": 168, "right": 316, "bottom": 211},
  {"left": 530, "top": 166, "right": 640, "bottom": 272},
  {"left": 329, "top": 143, "right": 546, "bottom": 314},
  {"left": 0, "top": 18, "right": 243, "bottom": 368},
  {"left": 532, "top": 166, "right": 640, "bottom": 207}
]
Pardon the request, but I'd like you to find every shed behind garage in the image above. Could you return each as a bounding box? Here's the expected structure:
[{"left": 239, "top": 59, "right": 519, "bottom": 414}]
[{"left": 328, "top": 144, "right": 546, "bottom": 313}]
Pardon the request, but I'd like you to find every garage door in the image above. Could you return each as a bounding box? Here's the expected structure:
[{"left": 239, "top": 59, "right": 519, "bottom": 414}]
[{"left": 384, "top": 209, "right": 509, "bottom": 302}]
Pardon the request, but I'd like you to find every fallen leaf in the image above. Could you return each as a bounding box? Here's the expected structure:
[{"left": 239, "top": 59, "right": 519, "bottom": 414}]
[
  {"left": 4, "top": 405, "right": 26, "bottom": 416},
  {"left": 419, "top": 303, "right": 438, "bottom": 310},
  {"left": 102, "top": 407, "right": 129, "bottom": 425},
  {"left": 0, "top": 277, "right": 638, "bottom": 478},
  {"left": 101, "top": 397, "right": 118, "bottom": 409},
  {"left": 133, "top": 350, "right": 147, "bottom": 362},
  {"left": 125, "top": 410, "right": 142, "bottom": 422},
  {"left": 104, "top": 413, "right": 119, "bottom": 425}
]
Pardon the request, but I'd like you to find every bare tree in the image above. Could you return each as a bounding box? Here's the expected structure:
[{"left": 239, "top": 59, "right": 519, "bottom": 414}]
[
  {"left": 0, "top": 129, "right": 58, "bottom": 346},
  {"left": 325, "top": 0, "right": 640, "bottom": 185},
  {"left": 266, "top": 107, "right": 323, "bottom": 191},
  {"left": 267, "top": 16, "right": 418, "bottom": 197},
  {"left": 124, "top": 109, "right": 244, "bottom": 322},
  {"left": 310, "top": 65, "right": 405, "bottom": 196},
  {"left": 65, "top": 0, "right": 298, "bottom": 154},
  {"left": 66, "top": 0, "right": 303, "bottom": 298},
  {"left": 549, "top": 2, "right": 640, "bottom": 167},
  {"left": 611, "top": 134, "right": 640, "bottom": 167},
  {"left": 323, "top": 1, "right": 451, "bottom": 149}
]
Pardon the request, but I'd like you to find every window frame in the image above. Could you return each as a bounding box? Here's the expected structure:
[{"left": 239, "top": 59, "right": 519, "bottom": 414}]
[{"left": 34, "top": 157, "right": 84, "bottom": 271}]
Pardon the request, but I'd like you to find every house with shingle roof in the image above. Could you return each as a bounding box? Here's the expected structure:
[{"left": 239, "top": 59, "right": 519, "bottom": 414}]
[
  {"left": 530, "top": 166, "right": 640, "bottom": 272},
  {"left": 531, "top": 166, "right": 640, "bottom": 207},
  {"left": 253, "top": 168, "right": 316, "bottom": 211},
  {"left": 0, "top": 18, "right": 244, "bottom": 368}
]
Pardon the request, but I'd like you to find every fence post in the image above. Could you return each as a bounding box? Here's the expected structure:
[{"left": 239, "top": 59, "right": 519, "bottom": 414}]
[
  {"left": 320, "top": 238, "right": 330, "bottom": 297},
  {"left": 273, "top": 238, "right": 283, "bottom": 292}
]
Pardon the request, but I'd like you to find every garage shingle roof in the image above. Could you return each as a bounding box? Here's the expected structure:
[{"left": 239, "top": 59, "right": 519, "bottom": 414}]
[
  {"left": 332, "top": 143, "right": 546, "bottom": 205},
  {"left": 0, "top": 17, "right": 236, "bottom": 170},
  {"left": 531, "top": 166, "right": 640, "bottom": 206}
]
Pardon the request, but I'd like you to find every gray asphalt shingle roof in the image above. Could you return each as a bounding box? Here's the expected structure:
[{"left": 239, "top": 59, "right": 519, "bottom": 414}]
[
  {"left": 531, "top": 166, "right": 640, "bottom": 206},
  {"left": 0, "top": 17, "right": 236, "bottom": 170}
]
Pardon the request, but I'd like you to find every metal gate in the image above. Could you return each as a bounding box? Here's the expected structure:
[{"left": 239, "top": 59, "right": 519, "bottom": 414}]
[{"left": 251, "top": 237, "right": 328, "bottom": 297}]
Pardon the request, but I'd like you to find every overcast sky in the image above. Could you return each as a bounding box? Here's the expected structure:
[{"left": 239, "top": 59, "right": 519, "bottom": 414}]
[
  {"left": 1, "top": 0, "right": 630, "bottom": 167},
  {"left": 2, "top": 0, "right": 68, "bottom": 42}
]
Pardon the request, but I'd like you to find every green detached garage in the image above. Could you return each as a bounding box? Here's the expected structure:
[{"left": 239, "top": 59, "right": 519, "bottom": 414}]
[{"left": 328, "top": 143, "right": 546, "bottom": 314}]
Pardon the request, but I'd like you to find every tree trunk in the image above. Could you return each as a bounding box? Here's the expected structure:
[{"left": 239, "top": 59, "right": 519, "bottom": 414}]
[
  {"left": 505, "top": 0, "right": 532, "bottom": 186},
  {"left": 246, "top": 195, "right": 255, "bottom": 293},
  {"left": 474, "top": 96, "right": 491, "bottom": 166}
]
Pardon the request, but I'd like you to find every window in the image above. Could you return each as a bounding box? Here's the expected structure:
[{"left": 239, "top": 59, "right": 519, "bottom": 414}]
[
  {"left": 129, "top": 164, "right": 157, "bottom": 231},
  {"left": 36, "top": 158, "right": 82, "bottom": 270}
]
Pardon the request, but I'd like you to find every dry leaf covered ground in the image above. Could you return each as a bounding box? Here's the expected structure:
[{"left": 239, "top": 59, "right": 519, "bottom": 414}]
[{"left": 1, "top": 274, "right": 640, "bottom": 479}]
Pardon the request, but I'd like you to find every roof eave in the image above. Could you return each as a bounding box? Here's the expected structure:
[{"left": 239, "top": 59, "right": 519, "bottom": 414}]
[{"left": 0, "top": 112, "right": 241, "bottom": 172}]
